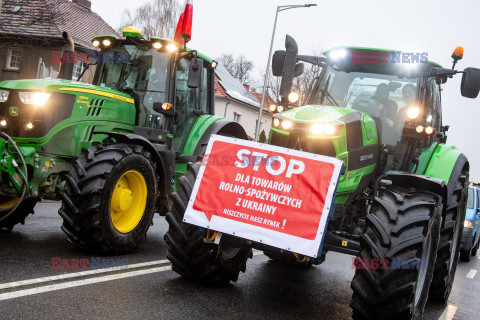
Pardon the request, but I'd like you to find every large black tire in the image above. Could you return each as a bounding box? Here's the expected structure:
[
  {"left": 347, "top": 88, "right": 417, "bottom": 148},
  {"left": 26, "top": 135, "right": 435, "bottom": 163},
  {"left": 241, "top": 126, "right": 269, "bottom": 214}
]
[
  {"left": 59, "top": 143, "right": 157, "bottom": 253},
  {"left": 350, "top": 185, "right": 442, "bottom": 320},
  {"left": 164, "top": 163, "right": 252, "bottom": 285},
  {"left": 459, "top": 246, "right": 472, "bottom": 262},
  {"left": 429, "top": 172, "right": 468, "bottom": 302},
  {"left": 472, "top": 240, "right": 479, "bottom": 257},
  {"left": 0, "top": 197, "right": 38, "bottom": 230}
]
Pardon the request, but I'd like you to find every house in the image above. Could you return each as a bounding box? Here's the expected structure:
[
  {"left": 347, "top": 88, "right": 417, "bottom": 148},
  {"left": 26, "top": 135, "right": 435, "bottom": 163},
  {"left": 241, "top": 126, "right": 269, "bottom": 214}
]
[
  {"left": 215, "top": 64, "right": 275, "bottom": 140},
  {"left": 0, "top": 0, "right": 119, "bottom": 82}
]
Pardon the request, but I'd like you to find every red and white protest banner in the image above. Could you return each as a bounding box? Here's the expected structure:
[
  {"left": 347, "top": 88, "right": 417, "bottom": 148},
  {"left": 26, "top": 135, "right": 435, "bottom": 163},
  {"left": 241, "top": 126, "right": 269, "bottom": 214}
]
[{"left": 184, "top": 135, "right": 343, "bottom": 258}]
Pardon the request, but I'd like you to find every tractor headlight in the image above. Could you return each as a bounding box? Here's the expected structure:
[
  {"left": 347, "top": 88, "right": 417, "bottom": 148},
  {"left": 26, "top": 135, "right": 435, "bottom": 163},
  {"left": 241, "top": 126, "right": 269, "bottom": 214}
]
[
  {"left": 92, "top": 40, "right": 100, "bottom": 47},
  {"left": 25, "top": 122, "right": 34, "bottom": 130},
  {"left": 310, "top": 123, "right": 339, "bottom": 136},
  {"left": 464, "top": 220, "right": 473, "bottom": 228},
  {"left": 0, "top": 90, "right": 9, "bottom": 102},
  {"left": 311, "top": 123, "right": 323, "bottom": 135},
  {"left": 273, "top": 118, "right": 280, "bottom": 127},
  {"left": 166, "top": 43, "right": 178, "bottom": 52},
  {"left": 269, "top": 105, "right": 277, "bottom": 112},
  {"left": 406, "top": 106, "right": 420, "bottom": 120},
  {"left": 281, "top": 120, "right": 292, "bottom": 130},
  {"left": 19, "top": 92, "right": 51, "bottom": 106},
  {"left": 329, "top": 49, "right": 347, "bottom": 60},
  {"left": 276, "top": 105, "right": 284, "bottom": 113},
  {"left": 288, "top": 92, "right": 299, "bottom": 104},
  {"left": 0, "top": 119, "right": 7, "bottom": 127},
  {"left": 152, "top": 42, "right": 162, "bottom": 49}
]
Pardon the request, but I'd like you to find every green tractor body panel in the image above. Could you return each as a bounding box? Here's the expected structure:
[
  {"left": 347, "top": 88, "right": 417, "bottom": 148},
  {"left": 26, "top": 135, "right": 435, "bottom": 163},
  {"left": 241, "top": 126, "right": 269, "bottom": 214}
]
[
  {"left": 173, "top": 114, "right": 226, "bottom": 187},
  {"left": 269, "top": 105, "right": 379, "bottom": 205},
  {"left": 416, "top": 143, "right": 463, "bottom": 184},
  {"left": 0, "top": 44, "right": 234, "bottom": 206},
  {"left": 0, "top": 79, "right": 136, "bottom": 198}
]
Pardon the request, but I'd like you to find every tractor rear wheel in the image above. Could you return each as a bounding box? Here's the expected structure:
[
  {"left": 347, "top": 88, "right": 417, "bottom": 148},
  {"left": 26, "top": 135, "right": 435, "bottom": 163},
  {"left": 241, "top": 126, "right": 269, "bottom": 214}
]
[
  {"left": 350, "top": 185, "right": 442, "bottom": 320},
  {"left": 0, "top": 197, "right": 37, "bottom": 230},
  {"left": 164, "top": 163, "right": 252, "bottom": 285},
  {"left": 429, "top": 172, "right": 468, "bottom": 302},
  {"left": 460, "top": 244, "right": 472, "bottom": 262},
  {"left": 59, "top": 143, "right": 157, "bottom": 253},
  {"left": 472, "top": 240, "right": 479, "bottom": 257}
]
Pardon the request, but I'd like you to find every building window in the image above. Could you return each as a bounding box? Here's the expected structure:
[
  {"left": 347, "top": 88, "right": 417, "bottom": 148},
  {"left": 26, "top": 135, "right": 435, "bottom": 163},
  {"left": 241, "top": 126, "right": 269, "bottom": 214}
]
[
  {"left": 6, "top": 48, "right": 22, "bottom": 70},
  {"left": 233, "top": 112, "right": 242, "bottom": 123},
  {"left": 73, "top": 62, "right": 84, "bottom": 80}
]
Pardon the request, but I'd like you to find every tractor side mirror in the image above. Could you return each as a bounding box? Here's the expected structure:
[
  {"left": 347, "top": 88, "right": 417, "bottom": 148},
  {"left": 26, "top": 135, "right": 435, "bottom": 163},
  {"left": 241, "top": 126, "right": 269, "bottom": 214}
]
[
  {"left": 461, "top": 67, "right": 480, "bottom": 98},
  {"left": 187, "top": 57, "right": 203, "bottom": 88},
  {"left": 272, "top": 50, "right": 286, "bottom": 76},
  {"left": 279, "top": 35, "right": 299, "bottom": 101},
  {"left": 293, "top": 63, "right": 305, "bottom": 77}
]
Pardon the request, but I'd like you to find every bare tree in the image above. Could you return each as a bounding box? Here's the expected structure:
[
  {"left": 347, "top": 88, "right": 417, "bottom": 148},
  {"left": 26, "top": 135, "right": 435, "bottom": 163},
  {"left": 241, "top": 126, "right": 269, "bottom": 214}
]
[
  {"left": 217, "top": 53, "right": 254, "bottom": 85},
  {"left": 118, "top": 0, "right": 181, "bottom": 38}
]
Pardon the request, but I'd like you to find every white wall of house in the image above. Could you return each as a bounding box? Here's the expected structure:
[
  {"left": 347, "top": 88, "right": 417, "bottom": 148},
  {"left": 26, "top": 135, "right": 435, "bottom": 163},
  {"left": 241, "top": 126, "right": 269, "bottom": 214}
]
[{"left": 215, "top": 97, "right": 273, "bottom": 140}]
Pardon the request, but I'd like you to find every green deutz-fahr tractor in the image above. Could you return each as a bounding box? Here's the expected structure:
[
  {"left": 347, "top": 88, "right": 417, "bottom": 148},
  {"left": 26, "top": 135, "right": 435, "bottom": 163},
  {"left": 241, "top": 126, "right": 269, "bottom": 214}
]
[
  {"left": 0, "top": 27, "right": 246, "bottom": 253},
  {"left": 164, "top": 35, "right": 480, "bottom": 319}
]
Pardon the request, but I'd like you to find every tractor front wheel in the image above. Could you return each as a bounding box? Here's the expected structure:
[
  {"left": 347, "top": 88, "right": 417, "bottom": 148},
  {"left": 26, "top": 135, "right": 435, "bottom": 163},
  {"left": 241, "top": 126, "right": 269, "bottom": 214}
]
[
  {"left": 350, "top": 185, "right": 442, "bottom": 320},
  {"left": 164, "top": 163, "right": 252, "bottom": 285},
  {"left": 0, "top": 197, "right": 37, "bottom": 230},
  {"left": 429, "top": 172, "right": 468, "bottom": 302},
  {"left": 59, "top": 143, "right": 157, "bottom": 253}
]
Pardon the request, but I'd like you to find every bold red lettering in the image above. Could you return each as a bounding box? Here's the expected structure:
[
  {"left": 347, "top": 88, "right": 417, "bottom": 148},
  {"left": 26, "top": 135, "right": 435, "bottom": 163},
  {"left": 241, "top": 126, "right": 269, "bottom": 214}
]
[
  {"left": 62, "top": 258, "right": 70, "bottom": 270},
  {"left": 351, "top": 257, "right": 365, "bottom": 269},
  {"left": 79, "top": 259, "right": 90, "bottom": 270},
  {"left": 351, "top": 51, "right": 362, "bottom": 63},
  {"left": 51, "top": 257, "right": 63, "bottom": 270},
  {"left": 51, "top": 51, "right": 62, "bottom": 64},
  {"left": 370, "top": 52, "right": 379, "bottom": 63},
  {"left": 379, "top": 52, "right": 389, "bottom": 63},
  {"left": 70, "top": 258, "right": 79, "bottom": 270},
  {"left": 360, "top": 53, "right": 371, "bottom": 63}
]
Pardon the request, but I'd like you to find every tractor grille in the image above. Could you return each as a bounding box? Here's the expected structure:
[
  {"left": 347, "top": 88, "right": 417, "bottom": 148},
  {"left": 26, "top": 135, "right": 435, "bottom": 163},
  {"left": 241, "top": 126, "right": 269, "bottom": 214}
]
[
  {"left": 86, "top": 99, "right": 105, "bottom": 117},
  {"left": 270, "top": 127, "right": 336, "bottom": 157},
  {"left": 0, "top": 90, "right": 75, "bottom": 138}
]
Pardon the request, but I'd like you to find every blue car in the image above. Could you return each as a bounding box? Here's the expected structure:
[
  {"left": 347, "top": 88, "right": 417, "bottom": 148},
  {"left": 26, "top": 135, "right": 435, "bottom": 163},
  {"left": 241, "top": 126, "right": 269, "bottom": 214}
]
[{"left": 460, "top": 186, "right": 480, "bottom": 261}]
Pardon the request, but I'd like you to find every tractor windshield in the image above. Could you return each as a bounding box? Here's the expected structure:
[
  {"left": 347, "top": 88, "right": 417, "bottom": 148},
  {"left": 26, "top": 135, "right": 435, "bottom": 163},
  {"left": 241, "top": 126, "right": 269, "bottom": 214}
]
[
  {"left": 95, "top": 45, "right": 170, "bottom": 128},
  {"left": 310, "top": 65, "right": 420, "bottom": 146}
]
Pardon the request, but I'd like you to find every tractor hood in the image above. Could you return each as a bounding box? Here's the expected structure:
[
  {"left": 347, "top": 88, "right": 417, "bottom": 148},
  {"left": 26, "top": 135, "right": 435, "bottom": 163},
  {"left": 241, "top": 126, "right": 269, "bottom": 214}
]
[
  {"left": 0, "top": 79, "right": 134, "bottom": 103},
  {"left": 278, "top": 105, "right": 358, "bottom": 123}
]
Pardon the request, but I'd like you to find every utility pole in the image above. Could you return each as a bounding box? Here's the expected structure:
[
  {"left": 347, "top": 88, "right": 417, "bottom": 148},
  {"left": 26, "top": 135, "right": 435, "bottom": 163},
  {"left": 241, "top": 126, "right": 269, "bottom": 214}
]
[{"left": 254, "top": 4, "right": 317, "bottom": 141}]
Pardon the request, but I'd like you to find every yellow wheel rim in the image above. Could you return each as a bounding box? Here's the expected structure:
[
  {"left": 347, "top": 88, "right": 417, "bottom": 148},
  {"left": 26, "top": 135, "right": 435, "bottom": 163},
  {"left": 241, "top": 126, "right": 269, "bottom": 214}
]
[
  {"left": 110, "top": 170, "right": 147, "bottom": 233},
  {"left": 0, "top": 196, "right": 21, "bottom": 211}
]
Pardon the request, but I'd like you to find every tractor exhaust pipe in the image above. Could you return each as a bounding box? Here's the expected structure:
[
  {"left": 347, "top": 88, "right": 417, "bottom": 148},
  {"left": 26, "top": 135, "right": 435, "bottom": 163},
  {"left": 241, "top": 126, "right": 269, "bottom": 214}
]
[{"left": 58, "top": 31, "right": 75, "bottom": 80}]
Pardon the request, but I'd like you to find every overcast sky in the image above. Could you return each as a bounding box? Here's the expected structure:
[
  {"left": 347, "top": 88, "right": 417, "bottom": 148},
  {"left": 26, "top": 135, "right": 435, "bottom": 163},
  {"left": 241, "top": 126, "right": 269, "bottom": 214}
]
[{"left": 91, "top": 0, "right": 480, "bottom": 181}]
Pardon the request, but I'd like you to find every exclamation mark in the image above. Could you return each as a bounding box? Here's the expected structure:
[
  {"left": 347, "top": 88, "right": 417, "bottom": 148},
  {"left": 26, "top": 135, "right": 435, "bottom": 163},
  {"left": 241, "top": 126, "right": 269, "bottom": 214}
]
[{"left": 282, "top": 219, "right": 286, "bottom": 229}]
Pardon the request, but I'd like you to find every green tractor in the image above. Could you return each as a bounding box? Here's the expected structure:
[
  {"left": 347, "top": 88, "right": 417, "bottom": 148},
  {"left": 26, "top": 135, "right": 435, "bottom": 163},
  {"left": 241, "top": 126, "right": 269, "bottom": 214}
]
[
  {"left": 164, "top": 35, "right": 480, "bottom": 319},
  {"left": 0, "top": 27, "right": 246, "bottom": 253}
]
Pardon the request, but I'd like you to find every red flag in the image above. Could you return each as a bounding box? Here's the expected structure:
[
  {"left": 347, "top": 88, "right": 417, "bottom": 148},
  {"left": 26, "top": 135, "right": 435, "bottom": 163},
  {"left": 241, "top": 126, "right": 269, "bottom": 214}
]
[{"left": 173, "top": 0, "right": 193, "bottom": 45}]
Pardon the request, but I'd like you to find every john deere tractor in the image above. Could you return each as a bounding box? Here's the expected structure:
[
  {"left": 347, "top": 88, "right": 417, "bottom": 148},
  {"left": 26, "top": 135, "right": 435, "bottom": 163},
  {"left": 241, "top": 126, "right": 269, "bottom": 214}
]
[
  {"left": 0, "top": 27, "right": 246, "bottom": 253},
  {"left": 164, "top": 35, "right": 480, "bottom": 319}
]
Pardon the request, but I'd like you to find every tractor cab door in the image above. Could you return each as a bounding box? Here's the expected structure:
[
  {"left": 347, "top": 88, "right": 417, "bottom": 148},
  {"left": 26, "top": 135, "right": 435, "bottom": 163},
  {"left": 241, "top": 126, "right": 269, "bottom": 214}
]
[{"left": 171, "top": 58, "right": 210, "bottom": 152}]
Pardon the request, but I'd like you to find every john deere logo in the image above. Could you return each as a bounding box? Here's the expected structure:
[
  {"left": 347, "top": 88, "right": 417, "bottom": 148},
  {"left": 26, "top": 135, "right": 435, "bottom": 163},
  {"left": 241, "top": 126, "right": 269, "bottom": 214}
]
[{"left": 9, "top": 106, "right": 18, "bottom": 117}]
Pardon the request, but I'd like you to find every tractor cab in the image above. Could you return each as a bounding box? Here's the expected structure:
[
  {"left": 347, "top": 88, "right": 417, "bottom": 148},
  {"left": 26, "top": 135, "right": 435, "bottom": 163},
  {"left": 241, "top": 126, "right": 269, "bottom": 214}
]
[
  {"left": 271, "top": 36, "right": 480, "bottom": 181},
  {"left": 90, "top": 26, "right": 216, "bottom": 151}
]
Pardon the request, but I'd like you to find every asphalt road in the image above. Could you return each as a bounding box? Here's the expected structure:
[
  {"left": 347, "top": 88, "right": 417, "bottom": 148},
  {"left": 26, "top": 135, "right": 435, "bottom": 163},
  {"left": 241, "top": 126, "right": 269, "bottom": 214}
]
[{"left": 0, "top": 201, "right": 479, "bottom": 320}]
